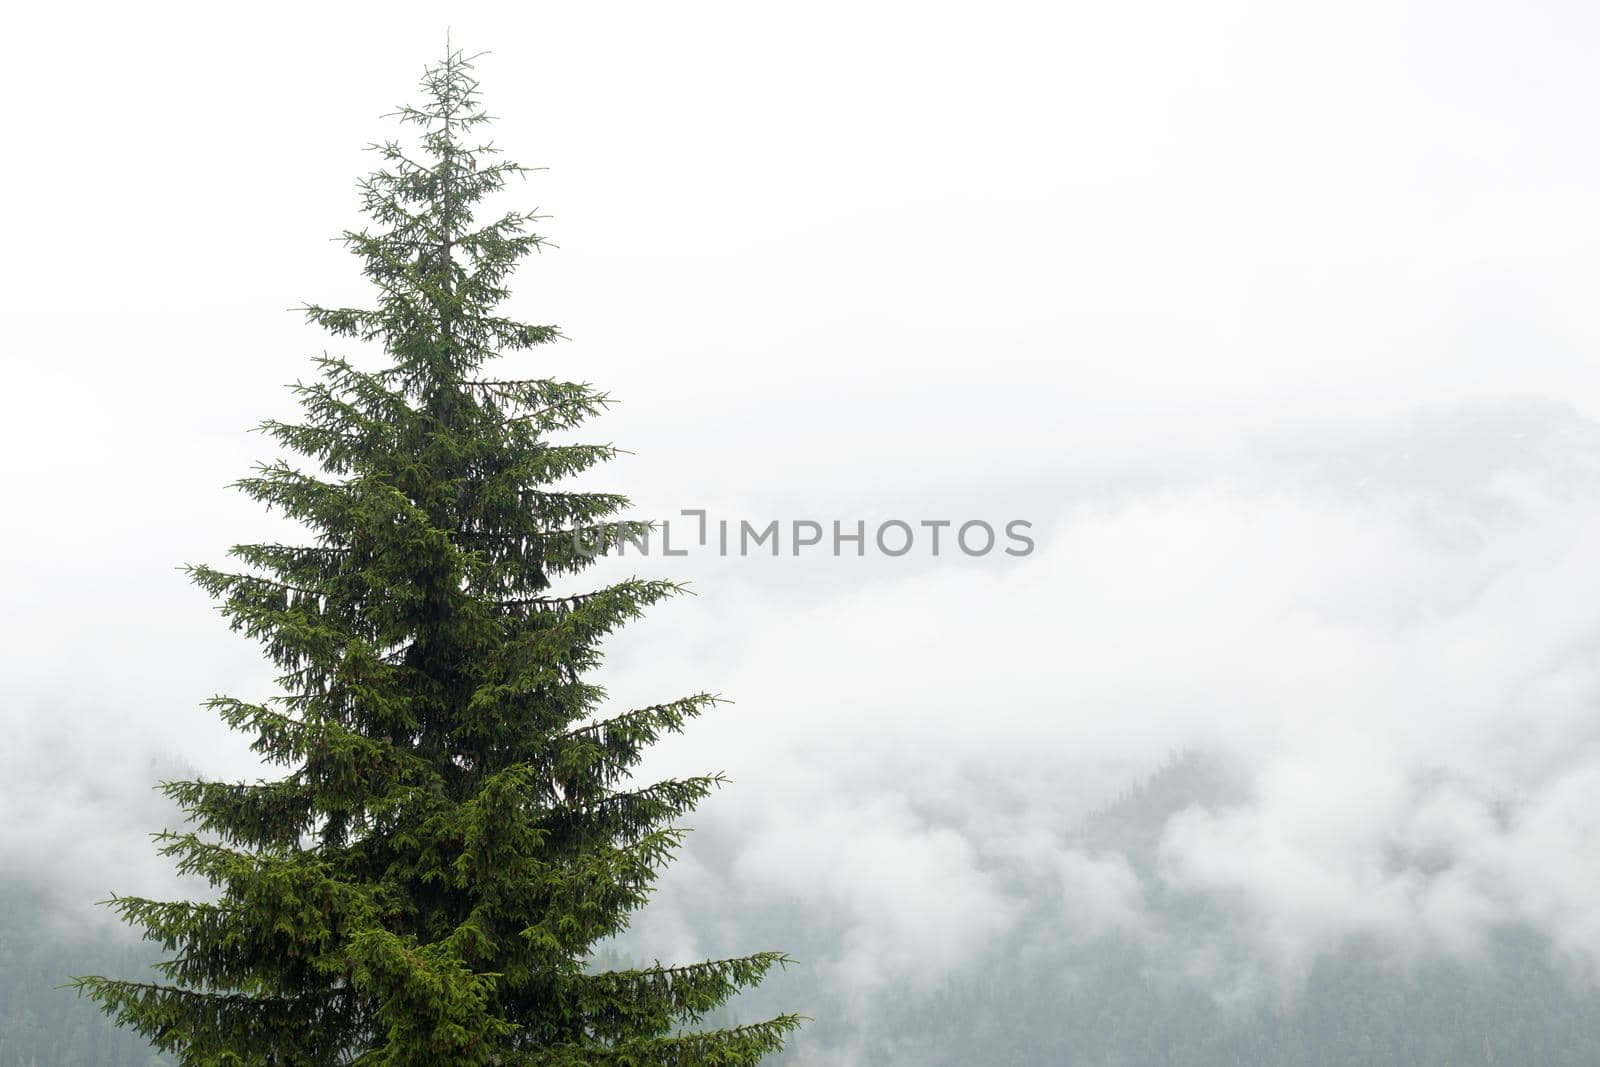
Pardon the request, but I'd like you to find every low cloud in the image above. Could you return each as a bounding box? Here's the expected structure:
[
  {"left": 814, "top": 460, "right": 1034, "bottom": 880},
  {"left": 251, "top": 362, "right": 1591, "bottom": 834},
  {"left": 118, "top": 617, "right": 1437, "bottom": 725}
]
[{"left": 615, "top": 398, "right": 1600, "bottom": 1014}]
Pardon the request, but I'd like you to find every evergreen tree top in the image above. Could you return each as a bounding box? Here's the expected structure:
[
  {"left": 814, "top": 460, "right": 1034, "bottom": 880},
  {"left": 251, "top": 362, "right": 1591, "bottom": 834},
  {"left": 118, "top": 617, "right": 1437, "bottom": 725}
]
[{"left": 307, "top": 47, "right": 561, "bottom": 379}]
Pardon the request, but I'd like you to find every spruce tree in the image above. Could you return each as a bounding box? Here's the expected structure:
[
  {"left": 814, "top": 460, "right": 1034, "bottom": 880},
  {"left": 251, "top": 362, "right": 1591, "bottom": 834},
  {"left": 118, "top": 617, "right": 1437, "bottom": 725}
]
[{"left": 74, "top": 48, "right": 800, "bottom": 1066}]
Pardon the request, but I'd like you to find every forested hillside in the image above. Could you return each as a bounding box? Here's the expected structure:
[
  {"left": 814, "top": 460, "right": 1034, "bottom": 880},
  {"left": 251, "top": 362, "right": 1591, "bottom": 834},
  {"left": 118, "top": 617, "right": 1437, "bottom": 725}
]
[
  {"left": 0, "top": 881, "right": 165, "bottom": 1067},
  {"left": 773, "top": 924, "right": 1600, "bottom": 1066},
  {"left": 755, "top": 755, "right": 1600, "bottom": 1066}
]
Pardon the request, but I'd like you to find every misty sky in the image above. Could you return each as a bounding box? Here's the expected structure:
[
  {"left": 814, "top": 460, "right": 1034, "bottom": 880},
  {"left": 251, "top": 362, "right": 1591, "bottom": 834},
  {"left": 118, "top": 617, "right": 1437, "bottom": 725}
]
[{"left": 8, "top": 0, "right": 1600, "bottom": 1055}]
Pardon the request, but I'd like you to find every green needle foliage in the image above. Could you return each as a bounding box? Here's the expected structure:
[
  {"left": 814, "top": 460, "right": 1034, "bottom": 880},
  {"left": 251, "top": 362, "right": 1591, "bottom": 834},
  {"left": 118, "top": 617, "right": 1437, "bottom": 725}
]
[{"left": 73, "top": 48, "right": 800, "bottom": 1066}]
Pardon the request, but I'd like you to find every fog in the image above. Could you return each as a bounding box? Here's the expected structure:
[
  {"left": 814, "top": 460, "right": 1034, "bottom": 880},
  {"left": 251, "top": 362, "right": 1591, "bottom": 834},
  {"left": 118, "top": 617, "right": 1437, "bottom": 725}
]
[{"left": 6, "top": 1, "right": 1600, "bottom": 1062}]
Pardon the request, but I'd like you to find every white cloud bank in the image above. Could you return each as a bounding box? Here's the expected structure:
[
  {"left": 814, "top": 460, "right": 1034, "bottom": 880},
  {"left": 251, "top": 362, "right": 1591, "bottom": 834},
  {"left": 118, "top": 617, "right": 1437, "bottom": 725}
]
[{"left": 614, "top": 399, "right": 1600, "bottom": 1003}]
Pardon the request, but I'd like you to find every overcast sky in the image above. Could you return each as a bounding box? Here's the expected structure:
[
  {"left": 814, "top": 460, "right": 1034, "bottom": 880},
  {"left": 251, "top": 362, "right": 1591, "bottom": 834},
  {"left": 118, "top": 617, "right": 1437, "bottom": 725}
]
[{"left": 8, "top": 0, "right": 1600, "bottom": 1054}]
